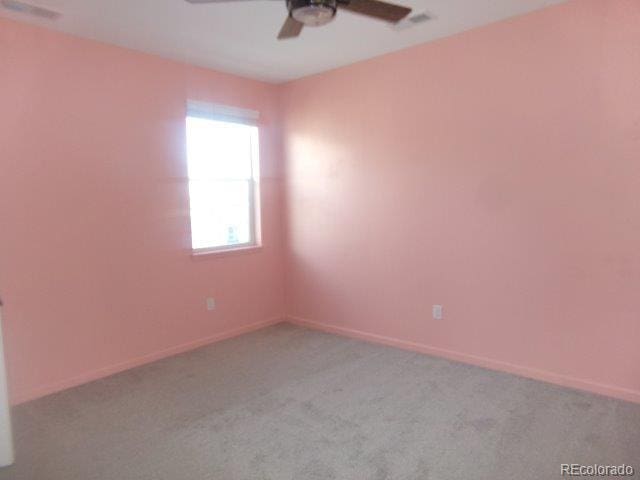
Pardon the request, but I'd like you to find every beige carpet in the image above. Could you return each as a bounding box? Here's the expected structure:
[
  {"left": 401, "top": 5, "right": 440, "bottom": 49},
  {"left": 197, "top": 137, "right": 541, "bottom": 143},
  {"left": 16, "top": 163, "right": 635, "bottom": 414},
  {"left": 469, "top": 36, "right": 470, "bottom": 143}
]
[{"left": 1, "top": 323, "right": 638, "bottom": 479}]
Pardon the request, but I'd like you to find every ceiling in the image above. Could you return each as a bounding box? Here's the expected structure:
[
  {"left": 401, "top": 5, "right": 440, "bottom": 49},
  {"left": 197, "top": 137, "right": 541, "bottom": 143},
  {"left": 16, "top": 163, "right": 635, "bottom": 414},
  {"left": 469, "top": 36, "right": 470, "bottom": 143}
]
[{"left": 0, "top": 0, "right": 568, "bottom": 83}]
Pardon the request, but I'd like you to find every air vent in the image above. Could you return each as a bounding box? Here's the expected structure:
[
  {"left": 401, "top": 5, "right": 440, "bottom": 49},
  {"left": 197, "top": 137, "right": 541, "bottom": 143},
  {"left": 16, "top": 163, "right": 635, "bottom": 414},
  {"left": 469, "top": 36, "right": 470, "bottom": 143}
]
[
  {"left": 392, "top": 11, "right": 431, "bottom": 31},
  {"left": 1, "top": 0, "right": 61, "bottom": 20}
]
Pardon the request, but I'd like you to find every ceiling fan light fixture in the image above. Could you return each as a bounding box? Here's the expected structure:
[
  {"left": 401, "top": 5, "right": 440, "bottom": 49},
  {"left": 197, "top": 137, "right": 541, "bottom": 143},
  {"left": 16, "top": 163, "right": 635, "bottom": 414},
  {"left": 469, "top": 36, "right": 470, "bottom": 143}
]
[
  {"left": 288, "top": 0, "right": 336, "bottom": 26},
  {"left": 186, "top": 0, "right": 412, "bottom": 40}
]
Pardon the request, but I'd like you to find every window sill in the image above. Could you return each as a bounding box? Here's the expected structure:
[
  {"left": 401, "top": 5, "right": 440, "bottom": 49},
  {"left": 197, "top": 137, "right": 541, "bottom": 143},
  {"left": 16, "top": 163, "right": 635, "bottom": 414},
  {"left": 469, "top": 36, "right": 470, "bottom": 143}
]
[{"left": 190, "top": 245, "right": 263, "bottom": 259}]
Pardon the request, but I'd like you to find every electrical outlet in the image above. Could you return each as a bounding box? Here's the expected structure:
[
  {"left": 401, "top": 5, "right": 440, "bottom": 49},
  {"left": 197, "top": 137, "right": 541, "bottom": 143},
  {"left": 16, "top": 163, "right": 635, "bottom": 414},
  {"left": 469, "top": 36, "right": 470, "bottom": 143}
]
[
  {"left": 432, "top": 305, "right": 443, "bottom": 320},
  {"left": 206, "top": 297, "right": 216, "bottom": 311}
]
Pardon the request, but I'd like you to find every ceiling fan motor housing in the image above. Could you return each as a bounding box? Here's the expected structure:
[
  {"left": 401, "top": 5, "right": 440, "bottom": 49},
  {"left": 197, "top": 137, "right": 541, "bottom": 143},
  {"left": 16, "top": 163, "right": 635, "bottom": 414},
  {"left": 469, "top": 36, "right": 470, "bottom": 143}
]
[{"left": 288, "top": 0, "right": 337, "bottom": 26}]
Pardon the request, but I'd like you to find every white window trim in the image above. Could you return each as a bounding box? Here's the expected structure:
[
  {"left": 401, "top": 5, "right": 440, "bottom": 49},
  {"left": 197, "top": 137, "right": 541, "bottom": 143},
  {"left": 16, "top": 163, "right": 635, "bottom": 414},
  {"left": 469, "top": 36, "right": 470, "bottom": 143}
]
[{"left": 186, "top": 101, "right": 262, "bottom": 257}]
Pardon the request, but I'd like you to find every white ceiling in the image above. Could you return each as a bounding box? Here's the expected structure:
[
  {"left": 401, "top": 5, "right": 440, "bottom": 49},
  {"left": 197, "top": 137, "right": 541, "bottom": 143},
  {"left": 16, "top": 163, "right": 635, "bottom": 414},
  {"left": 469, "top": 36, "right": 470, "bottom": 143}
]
[{"left": 1, "top": 0, "right": 568, "bottom": 83}]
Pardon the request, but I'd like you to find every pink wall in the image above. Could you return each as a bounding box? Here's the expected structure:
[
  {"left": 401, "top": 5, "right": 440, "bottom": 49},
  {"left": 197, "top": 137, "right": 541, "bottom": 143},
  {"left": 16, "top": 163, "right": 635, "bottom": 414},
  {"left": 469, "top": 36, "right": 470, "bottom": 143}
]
[
  {"left": 282, "top": 0, "right": 640, "bottom": 403},
  {"left": 2, "top": 0, "right": 639, "bottom": 406},
  {"left": 0, "top": 18, "right": 285, "bottom": 404}
]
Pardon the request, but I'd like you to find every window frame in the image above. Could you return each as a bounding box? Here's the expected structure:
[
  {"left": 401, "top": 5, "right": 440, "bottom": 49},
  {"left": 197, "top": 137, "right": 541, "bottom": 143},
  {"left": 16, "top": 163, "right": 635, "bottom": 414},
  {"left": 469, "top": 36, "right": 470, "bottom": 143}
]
[{"left": 185, "top": 103, "right": 262, "bottom": 256}]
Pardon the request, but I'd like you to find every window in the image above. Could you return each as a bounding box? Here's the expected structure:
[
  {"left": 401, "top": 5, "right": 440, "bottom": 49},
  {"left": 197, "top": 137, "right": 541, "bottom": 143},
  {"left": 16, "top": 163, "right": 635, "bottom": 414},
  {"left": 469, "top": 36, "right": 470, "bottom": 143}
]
[{"left": 186, "top": 103, "right": 260, "bottom": 252}]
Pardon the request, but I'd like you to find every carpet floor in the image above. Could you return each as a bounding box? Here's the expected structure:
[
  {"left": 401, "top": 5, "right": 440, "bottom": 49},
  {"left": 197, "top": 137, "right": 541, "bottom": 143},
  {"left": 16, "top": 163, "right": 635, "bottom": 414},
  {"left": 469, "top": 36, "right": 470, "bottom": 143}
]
[{"left": 1, "top": 323, "right": 638, "bottom": 479}]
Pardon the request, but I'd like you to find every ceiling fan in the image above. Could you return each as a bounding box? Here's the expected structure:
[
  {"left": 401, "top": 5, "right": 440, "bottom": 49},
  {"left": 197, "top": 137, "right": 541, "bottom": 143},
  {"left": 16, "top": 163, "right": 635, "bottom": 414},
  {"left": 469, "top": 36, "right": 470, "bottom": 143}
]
[{"left": 185, "top": 0, "right": 412, "bottom": 40}]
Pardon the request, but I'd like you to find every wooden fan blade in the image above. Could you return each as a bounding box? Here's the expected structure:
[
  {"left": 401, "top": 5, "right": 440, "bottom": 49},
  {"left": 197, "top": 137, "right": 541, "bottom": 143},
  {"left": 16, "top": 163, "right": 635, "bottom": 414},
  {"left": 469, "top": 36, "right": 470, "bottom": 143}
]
[
  {"left": 339, "top": 0, "right": 411, "bottom": 23},
  {"left": 278, "top": 16, "right": 304, "bottom": 39}
]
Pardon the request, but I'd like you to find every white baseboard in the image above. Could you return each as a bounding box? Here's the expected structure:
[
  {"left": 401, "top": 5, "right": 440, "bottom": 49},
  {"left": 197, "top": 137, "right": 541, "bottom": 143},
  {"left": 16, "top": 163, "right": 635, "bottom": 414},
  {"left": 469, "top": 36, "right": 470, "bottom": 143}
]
[
  {"left": 12, "top": 316, "right": 284, "bottom": 405},
  {"left": 288, "top": 315, "right": 640, "bottom": 405}
]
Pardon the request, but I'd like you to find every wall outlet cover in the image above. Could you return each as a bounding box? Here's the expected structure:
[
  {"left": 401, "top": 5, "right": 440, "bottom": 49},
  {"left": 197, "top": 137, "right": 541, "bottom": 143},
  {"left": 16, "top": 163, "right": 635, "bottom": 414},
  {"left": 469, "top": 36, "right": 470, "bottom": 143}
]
[{"left": 206, "top": 298, "right": 216, "bottom": 311}]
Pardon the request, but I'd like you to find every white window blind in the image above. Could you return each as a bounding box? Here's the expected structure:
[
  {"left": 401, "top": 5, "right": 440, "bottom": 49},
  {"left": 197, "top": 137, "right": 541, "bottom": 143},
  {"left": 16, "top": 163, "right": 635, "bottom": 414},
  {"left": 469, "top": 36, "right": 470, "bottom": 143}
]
[{"left": 187, "top": 101, "right": 260, "bottom": 126}]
